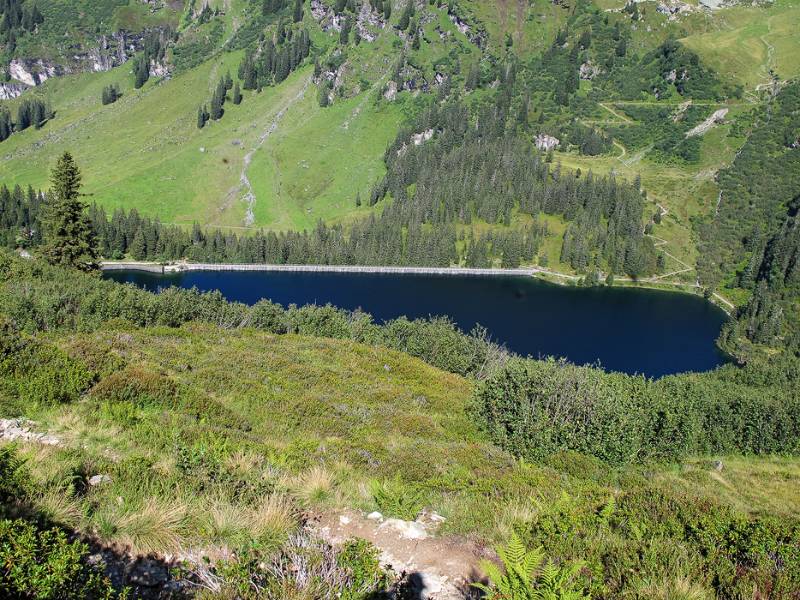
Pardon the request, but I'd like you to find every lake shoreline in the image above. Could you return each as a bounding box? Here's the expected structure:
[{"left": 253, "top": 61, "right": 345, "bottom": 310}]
[{"left": 101, "top": 261, "right": 734, "bottom": 315}]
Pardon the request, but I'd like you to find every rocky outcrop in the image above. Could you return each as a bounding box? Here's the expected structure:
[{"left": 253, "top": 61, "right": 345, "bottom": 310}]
[
  {"left": 447, "top": 8, "right": 487, "bottom": 48},
  {"left": 535, "top": 133, "right": 560, "bottom": 152},
  {"left": 5, "top": 29, "right": 161, "bottom": 90},
  {"left": 0, "top": 81, "right": 29, "bottom": 100},
  {"left": 579, "top": 61, "right": 602, "bottom": 80},
  {"left": 8, "top": 58, "right": 63, "bottom": 86},
  {"left": 0, "top": 418, "right": 61, "bottom": 446},
  {"left": 656, "top": 0, "right": 696, "bottom": 19},
  {"left": 686, "top": 108, "right": 729, "bottom": 137}
]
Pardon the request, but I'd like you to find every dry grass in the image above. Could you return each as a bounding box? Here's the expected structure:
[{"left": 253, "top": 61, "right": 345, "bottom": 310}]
[
  {"left": 202, "top": 496, "right": 250, "bottom": 547},
  {"left": 117, "top": 497, "right": 190, "bottom": 555},
  {"left": 635, "top": 576, "right": 713, "bottom": 600},
  {"left": 288, "top": 465, "right": 334, "bottom": 506},
  {"left": 34, "top": 489, "right": 85, "bottom": 529},
  {"left": 248, "top": 494, "right": 298, "bottom": 545}
]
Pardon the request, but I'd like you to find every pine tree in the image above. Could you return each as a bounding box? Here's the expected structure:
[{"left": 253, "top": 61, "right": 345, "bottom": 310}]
[
  {"left": 232, "top": 82, "right": 242, "bottom": 105},
  {"left": 40, "top": 152, "right": 98, "bottom": 271},
  {"left": 134, "top": 56, "right": 149, "bottom": 89},
  {"left": 318, "top": 81, "right": 330, "bottom": 107},
  {"left": 130, "top": 227, "right": 147, "bottom": 260},
  {"left": 0, "top": 109, "right": 11, "bottom": 142},
  {"left": 293, "top": 0, "right": 303, "bottom": 22},
  {"left": 197, "top": 105, "right": 208, "bottom": 128},
  {"left": 398, "top": 1, "right": 413, "bottom": 30}
]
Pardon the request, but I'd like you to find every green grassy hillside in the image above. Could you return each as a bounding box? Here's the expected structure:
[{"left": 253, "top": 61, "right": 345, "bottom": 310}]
[
  {"left": 2, "top": 0, "right": 800, "bottom": 292},
  {"left": 1, "top": 252, "right": 799, "bottom": 597}
]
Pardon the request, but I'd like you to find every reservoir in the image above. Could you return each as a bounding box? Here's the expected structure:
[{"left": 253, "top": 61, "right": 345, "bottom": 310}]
[{"left": 105, "top": 269, "right": 729, "bottom": 378}]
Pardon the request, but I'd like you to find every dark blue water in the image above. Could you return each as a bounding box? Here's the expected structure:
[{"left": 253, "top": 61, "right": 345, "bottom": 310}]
[{"left": 105, "top": 270, "right": 729, "bottom": 377}]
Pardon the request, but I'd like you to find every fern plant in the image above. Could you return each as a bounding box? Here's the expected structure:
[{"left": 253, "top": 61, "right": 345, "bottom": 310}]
[{"left": 473, "top": 534, "right": 590, "bottom": 600}]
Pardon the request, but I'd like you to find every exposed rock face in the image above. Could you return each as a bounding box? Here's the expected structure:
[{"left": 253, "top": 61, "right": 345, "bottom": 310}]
[
  {"left": 579, "top": 61, "right": 602, "bottom": 80},
  {"left": 411, "top": 129, "right": 434, "bottom": 146},
  {"left": 447, "top": 9, "right": 486, "bottom": 48},
  {"left": 656, "top": 0, "right": 696, "bottom": 19},
  {"left": 686, "top": 108, "right": 729, "bottom": 137},
  {"left": 384, "top": 80, "right": 398, "bottom": 101},
  {"left": 9, "top": 58, "right": 62, "bottom": 86},
  {"left": 0, "top": 418, "right": 61, "bottom": 446},
  {"left": 535, "top": 133, "right": 560, "bottom": 152},
  {"left": 6, "top": 29, "right": 160, "bottom": 90},
  {"left": 0, "top": 81, "right": 29, "bottom": 100}
]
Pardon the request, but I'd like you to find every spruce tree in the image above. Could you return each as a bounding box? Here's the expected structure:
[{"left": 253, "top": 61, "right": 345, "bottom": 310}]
[
  {"left": 0, "top": 109, "right": 11, "bottom": 142},
  {"left": 40, "top": 152, "right": 99, "bottom": 271},
  {"left": 293, "top": 0, "right": 303, "bottom": 22},
  {"left": 398, "top": 1, "right": 413, "bottom": 31},
  {"left": 232, "top": 81, "right": 242, "bottom": 105}
]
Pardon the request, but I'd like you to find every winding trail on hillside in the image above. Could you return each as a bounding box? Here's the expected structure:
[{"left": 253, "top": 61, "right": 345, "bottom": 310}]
[{"left": 221, "top": 77, "right": 312, "bottom": 227}]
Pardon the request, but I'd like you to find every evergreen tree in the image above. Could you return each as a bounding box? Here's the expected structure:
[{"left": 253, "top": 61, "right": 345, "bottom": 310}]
[
  {"left": 398, "top": 1, "right": 413, "bottom": 31},
  {"left": 232, "top": 82, "right": 242, "bottom": 105},
  {"left": 40, "top": 152, "right": 98, "bottom": 271},
  {"left": 134, "top": 56, "right": 149, "bottom": 89},
  {"left": 318, "top": 81, "right": 330, "bottom": 107},
  {"left": 293, "top": 0, "right": 303, "bottom": 22},
  {"left": 130, "top": 227, "right": 147, "bottom": 260},
  {"left": 339, "top": 16, "right": 352, "bottom": 45},
  {"left": 197, "top": 105, "right": 209, "bottom": 129},
  {"left": 0, "top": 109, "right": 11, "bottom": 142}
]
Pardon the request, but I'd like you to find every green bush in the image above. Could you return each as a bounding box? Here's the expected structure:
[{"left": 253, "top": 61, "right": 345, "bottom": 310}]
[
  {"left": 89, "top": 367, "right": 176, "bottom": 407},
  {"left": 520, "top": 484, "right": 800, "bottom": 598},
  {"left": 473, "top": 534, "right": 589, "bottom": 600},
  {"left": 0, "top": 446, "right": 28, "bottom": 517},
  {"left": 1, "top": 329, "right": 95, "bottom": 406},
  {"left": 337, "top": 538, "right": 393, "bottom": 600},
  {"left": 473, "top": 357, "right": 800, "bottom": 464},
  {"left": 0, "top": 519, "right": 119, "bottom": 599}
]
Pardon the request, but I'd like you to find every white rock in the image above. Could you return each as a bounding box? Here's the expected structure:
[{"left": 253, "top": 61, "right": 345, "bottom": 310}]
[
  {"left": 380, "top": 518, "right": 428, "bottom": 540},
  {"left": 339, "top": 515, "right": 351, "bottom": 525},
  {"left": 367, "top": 511, "right": 383, "bottom": 521},
  {"left": 411, "top": 129, "right": 435, "bottom": 146},
  {"left": 534, "top": 134, "right": 560, "bottom": 152},
  {"left": 89, "top": 474, "right": 112, "bottom": 486}
]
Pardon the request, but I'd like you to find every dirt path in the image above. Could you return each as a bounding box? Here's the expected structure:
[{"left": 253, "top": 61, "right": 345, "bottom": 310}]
[
  {"left": 314, "top": 510, "right": 488, "bottom": 599},
  {"left": 220, "top": 77, "right": 311, "bottom": 227},
  {"left": 598, "top": 102, "right": 632, "bottom": 123},
  {"left": 342, "top": 68, "right": 391, "bottom": 130}
]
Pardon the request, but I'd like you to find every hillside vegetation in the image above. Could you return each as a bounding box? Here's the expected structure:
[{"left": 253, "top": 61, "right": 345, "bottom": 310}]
[
  {"left": 2, "top": 1, "right": 800, "bottom": 596},
  {"left": 1, "top": 250, "right": 800, "bottom": 598},
  {"left": 1, "top": 0, "right": 798, "bottom": 285}
]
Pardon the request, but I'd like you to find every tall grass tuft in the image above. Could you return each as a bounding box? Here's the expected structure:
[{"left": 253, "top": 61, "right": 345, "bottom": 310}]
[{"left": 117, "top": 497, "right": 189, "bottom": 555}]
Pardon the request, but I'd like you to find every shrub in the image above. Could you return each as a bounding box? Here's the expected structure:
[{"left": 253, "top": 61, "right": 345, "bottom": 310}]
[
  {"left": 337, "top": 538, "right": 393, "bottom": 600},
  {"left": 1, "top": 332, "right": 95, "bottom": 406},
  {"left": 0, "top": 518, "right": 118, "bottom": 599},
  {"left": 89, "top": 367, "right": 176, "bottom": 407},
  {"left": 0, "top": 446, "right": 28, "bottom": 517},
  {"left": 521, "top": 484, "right": 800, "bottom": 598},
  {"left": 473, "top": 357, "right": 800, "bottom": 464}
]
